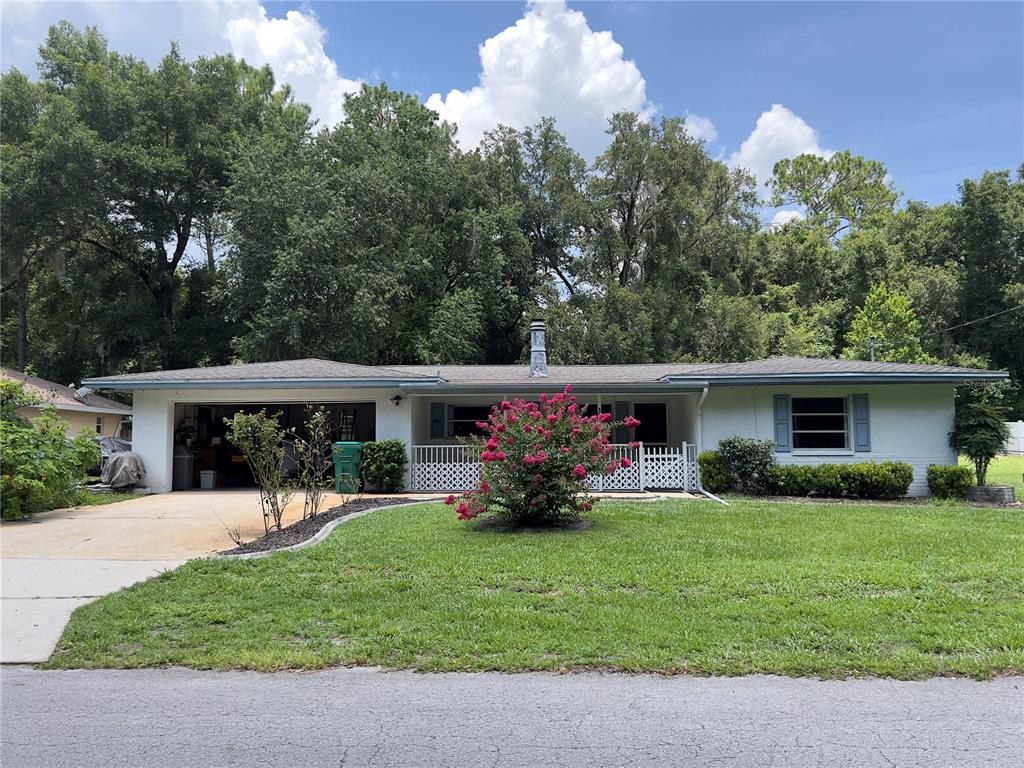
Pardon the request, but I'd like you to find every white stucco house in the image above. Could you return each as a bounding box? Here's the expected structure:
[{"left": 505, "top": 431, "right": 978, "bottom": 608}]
[{"left": 82, "top": 321, "right": 1006, "bottom": 496}]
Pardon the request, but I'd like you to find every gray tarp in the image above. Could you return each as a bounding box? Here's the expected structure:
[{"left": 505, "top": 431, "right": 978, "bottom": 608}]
[{"left": 100, "top": 451, "right": 147, "bottom": 488}]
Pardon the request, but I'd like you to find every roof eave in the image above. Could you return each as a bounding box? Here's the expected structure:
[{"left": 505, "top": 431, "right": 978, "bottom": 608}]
[
  {"left": 82, "top": 377, "right": 442, "bottom": 392},
  {"left": 399, "top": 381, "right": 710, "bottom": 395},
  {"left": 662, "top": 371, "right": 1009, "bottom": 385}
]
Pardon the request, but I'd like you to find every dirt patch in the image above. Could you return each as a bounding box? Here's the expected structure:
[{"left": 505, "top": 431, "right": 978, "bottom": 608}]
[{"left": 219, "top": 497, "right": 433, "bottom": 555}]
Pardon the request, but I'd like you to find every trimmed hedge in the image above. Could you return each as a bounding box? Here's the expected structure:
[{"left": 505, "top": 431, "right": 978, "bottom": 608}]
[
  {"left": 716, "top": 436, "right": 776, "bottom": 494},
  {"left": 359, "top": 440, "right": 408, "bottom": 492},
  {"left": 927, "top": 464, "right": 974, "bottom": 499},
  {"left": 698, "top": 443, "right": 914, "bottom": 500},
  {"left": 768, "top": 461, "right": 913, "bottom": 500},
  {"left": 697, "top": 450, "right": 731, "bottom": 494}
]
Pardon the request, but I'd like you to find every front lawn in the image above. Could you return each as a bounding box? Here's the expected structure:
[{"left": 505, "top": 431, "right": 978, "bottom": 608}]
[{"left": 47, "top": 499, "right": 1023, "bottom": 678}]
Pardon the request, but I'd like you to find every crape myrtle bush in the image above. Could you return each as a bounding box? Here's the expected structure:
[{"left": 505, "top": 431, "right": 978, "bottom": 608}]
[
  {"left": 445, "top": 386, "right": 639, "bottom": 525},
  {"left": 927, "top": 464, "right": 975, "bottom": 499}
]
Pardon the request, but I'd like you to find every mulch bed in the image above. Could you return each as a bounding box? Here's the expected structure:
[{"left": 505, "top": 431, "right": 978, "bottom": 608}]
[{"left": 219, "top": 497, "right": 432, "bottom": 556}]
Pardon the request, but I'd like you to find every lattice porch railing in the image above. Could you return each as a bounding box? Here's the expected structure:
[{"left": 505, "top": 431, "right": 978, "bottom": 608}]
[{"left": 409, "top": 443, "right": 700, "bottom": 492}]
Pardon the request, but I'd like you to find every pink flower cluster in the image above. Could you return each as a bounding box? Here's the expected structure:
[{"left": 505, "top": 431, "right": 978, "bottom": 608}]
[{"left": 447, "top": 385, "right": 640, "bottom": 525}]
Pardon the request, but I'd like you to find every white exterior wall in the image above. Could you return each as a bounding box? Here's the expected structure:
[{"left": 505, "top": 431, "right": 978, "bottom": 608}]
[
  {"left": 700, "top": 383, "right": 958, "bottom": 496},
  {"left": 131, "top": 387, "right": 409, "bottom": 492}
]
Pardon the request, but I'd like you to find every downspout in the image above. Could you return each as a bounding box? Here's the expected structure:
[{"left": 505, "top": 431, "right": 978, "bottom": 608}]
[{"left": 694, "top": 386, "right": 727, "bottom": 506}]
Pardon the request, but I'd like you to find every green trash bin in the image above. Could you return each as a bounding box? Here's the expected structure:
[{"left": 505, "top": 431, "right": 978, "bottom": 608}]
[{"left": 332, "top": 441, "right": 363, "bottom": 493}]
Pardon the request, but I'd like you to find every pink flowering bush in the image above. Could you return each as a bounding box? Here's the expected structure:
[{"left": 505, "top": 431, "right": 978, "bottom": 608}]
[{"left": 444, "top": 386, "right": 639, "bottom": 526}]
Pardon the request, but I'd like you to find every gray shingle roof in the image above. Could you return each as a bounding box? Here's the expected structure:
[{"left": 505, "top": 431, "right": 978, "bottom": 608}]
[
  {"left": 83, "top": 359, "right": 437, "bottom": 387},
  {"left": 83, "top": 355, "right": 1006, "bottom": 391},
  {"left": 392, "top": 356, "right": 1004, "bottom": 384}
]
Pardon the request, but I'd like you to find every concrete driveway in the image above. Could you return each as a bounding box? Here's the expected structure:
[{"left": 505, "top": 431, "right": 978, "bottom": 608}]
[{"left": 0, "top": 490, "right": 352, "bottom": 663}]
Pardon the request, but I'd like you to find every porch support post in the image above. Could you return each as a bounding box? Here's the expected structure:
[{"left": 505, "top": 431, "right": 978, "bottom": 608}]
[{"left": 638, "top": 441, "right": 646, "bottom": 491}]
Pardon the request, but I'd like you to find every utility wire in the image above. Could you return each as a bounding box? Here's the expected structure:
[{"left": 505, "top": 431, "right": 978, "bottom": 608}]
[{"left": 922, "top": 303, "right": 1024, "bottom": 337}]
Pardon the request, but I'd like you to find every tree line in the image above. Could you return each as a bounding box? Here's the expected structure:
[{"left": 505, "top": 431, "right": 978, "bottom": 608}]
[{"left": 2, "top": 23, "right": 1022, "bottom": 415}]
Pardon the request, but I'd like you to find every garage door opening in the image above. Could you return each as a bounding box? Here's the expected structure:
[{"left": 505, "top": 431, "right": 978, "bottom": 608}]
[{"left": 172, "top": 402, "right": 376, "bottom": 490}]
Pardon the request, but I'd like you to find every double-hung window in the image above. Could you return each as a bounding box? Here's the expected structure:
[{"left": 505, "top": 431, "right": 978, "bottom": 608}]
[{"left": 790, "top": 397, "right": 848, "bottom": 450}]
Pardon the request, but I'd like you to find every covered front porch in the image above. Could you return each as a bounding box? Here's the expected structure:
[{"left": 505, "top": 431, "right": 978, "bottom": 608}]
[{"left": 403, "top": 391, "right": 703, "bottom": 492}]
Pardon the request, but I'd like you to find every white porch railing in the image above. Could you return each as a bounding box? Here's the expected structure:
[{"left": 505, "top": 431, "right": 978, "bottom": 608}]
[{"left": 409, "top": 442, "right": 700, "bottom": 492}]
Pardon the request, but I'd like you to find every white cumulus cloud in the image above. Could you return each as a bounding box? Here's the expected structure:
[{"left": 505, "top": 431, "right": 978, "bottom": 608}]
[
  {"left": 218, "top": 3, "right": 361, "bottom": 128},
  {"left": 426, "top": 0, "right": 652, "bottom": 158},
  {"left": 1, "top": 1, "right": 361, "bottom": 130},
  {"left": 729, "top": 104, "right": 831, "bottom": 189},
  {"left": 682, "top": 112, "right": 718, "bottom": 143},
  {"left": 770, "top": 209, "right": 805, "bottom": 227}
]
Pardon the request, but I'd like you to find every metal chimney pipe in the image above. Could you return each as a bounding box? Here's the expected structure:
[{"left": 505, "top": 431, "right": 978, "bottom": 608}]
[
  {"left": 869, "top": 335, "right": 876, "bottom": 362},
  {"left": 529, "top": 319, "right": 548, "bottom": 377}
]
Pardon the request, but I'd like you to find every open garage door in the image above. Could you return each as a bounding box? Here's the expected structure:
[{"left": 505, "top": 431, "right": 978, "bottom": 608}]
[{"left": 171, "top": 401, "right": 375, "bottom": 490}]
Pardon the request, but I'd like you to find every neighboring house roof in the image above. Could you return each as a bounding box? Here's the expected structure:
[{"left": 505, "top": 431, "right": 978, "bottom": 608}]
[
  {"left": 2, "top": 368, "right": 132, "bottom": 414},
  {"left": 82, "top": 356, "right": 1007, "bottom": 392}
]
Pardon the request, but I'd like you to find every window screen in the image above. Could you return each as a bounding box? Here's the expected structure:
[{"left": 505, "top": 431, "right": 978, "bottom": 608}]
[
  {"left": 632, "top": 402, "right": 668, "bottom": 445},
  {"left": 448, "top": 405, "right": 492, "bottom": 438},
  {"left": 791, "top": 397, "right": 847, "bottom": 449}
]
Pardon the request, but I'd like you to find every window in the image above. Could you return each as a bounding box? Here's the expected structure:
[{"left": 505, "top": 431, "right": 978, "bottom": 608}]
[
  {"left": 791, "top": 397, "right": 847, "bottom": 449},
  {"left": 448, "top": 405, "right": 492, "bottom": 438},
  {"left": 632, "top": 402, "right": 668, "bottom": 445},
  {"left": 95, "top": 416, "right": 103, "bottom": 434}
]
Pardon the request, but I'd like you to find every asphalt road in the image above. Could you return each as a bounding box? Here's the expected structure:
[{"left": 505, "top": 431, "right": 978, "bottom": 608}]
[{"left": 1, "top": 667, "right": 1020, "bottom": 767}]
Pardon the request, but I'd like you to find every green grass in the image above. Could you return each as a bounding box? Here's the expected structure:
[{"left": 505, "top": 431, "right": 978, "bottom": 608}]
[
  {"left": 960, "top": 454, "right": 1024, "bottom": 497},
  {"left": 46, "top": 499, "right": 1023, "bottom": 679},
  {"left": 72, "top": 489, "right": 139, "bottom": 507}
]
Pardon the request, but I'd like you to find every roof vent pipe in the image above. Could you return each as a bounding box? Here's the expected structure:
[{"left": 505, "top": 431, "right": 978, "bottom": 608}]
[{"left": 529, "top": 319, "right": 548, "bottom": 378}]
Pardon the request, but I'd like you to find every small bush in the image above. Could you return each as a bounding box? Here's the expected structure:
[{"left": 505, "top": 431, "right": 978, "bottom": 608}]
[
  {"left": 697, "top": 450, "right": 731, "bottom": 493},
  {"left": 716, "top": 436, "right": 777, "bottom": 494},
  {"left": 927, "top": 464, "right": 974, "bottom": 498},
  {"left": 360, "top": 440, "right": 408, "bottom": 492},
  {"left": 769, "top": 461, "right": 913, "bottom": 499}
]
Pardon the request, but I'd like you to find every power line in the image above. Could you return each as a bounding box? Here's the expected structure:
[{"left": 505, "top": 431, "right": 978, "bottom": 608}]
[{"left": 922, "top": 303, "right": 1024, "bottom": 337}]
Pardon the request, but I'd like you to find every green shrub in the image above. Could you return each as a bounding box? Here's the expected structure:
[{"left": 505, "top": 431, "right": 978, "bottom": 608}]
[
  {"left": 948, "top": 401, "right": 1011, "bottom": 485},
  {"left": 697, "top": 450, "right": 731, "bottom": 493},
  {"left": 0, "top": 405, "right": 101, "bottom": 519},
  {"left": 927, "top": 464, "right": 975, "bottom": 498},
  {"left": 359, "top": 440, "right": 408, "bottom": 492},
  {"left": 716, "top": 436, "right": 777, "bottom": 494},
  {"left": 769, "top": 461, "right": 913, "bottom": 500}
]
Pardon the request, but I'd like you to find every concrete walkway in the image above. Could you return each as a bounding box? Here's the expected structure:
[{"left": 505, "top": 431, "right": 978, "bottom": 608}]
[
  {"left": 2, "top": 667, "right": 1020, "bottom": 767},
  {"left": 0, "top": 489, "right": 361, "bottom": 663}
]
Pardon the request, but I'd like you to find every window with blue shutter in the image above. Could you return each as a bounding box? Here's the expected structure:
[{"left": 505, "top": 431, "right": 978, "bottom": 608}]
[
  {"left": 851, "top": 394, "right": 871, "bottom": 452},
  {"left": 773, "top": 395, "right": 791, "bottom": 452}
]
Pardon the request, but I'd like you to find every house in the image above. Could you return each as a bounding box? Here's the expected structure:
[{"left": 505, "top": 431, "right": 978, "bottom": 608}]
[
  {"left": 2, "top": 367, "right": 132, "bottom": 438},
  {"left": 82, "top": 321, "right": 1007, "bottom": 496}
]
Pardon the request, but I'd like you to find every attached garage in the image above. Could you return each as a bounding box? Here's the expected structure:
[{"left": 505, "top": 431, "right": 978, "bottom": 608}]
[{"left": 170, "top": 401, "right": 376, "bottom": 490}]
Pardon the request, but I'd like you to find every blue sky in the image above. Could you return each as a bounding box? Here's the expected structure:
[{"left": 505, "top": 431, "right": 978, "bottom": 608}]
[{"left": 2, "top": 1, "right": 1021, "bottom": 207}]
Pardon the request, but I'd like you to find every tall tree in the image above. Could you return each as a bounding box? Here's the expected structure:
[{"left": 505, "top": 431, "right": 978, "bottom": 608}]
[
  {"left": 770, "top": 151, "right": 898, "bottom": 241},
  {"left": 35, "top": 22, "right": 289, "bottom": 367},
  {"left": 841, "top": 283, "right": 935, "bottom": 363}
]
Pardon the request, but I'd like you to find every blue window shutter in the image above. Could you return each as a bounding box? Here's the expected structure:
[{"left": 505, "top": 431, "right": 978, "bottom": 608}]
[
  {"left": 773, "top": 395, "right": 791, "bottom": 452},
  {"left": 613, "top": 401, "right": 630, "bottom": 443},
  {"left": 852, "top": 394, "right": 870, "bottom": 452},
  {"left": 429, "top": 403, "right": 445, "bottom": 439}
]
